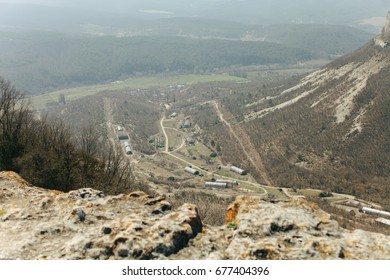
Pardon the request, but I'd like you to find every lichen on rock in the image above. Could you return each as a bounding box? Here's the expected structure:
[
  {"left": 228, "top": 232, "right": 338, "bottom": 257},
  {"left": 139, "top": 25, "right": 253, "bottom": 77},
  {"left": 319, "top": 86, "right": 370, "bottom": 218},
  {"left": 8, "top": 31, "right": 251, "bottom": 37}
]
[
  {"left": 0, "top": 171, "right": 389, "bottom": 260},
  {"left": 0, "top": 171, "right": 202, "bottom": 260},
  {"left": 223, "top": 196, "right": 390, "bottom": 260}
]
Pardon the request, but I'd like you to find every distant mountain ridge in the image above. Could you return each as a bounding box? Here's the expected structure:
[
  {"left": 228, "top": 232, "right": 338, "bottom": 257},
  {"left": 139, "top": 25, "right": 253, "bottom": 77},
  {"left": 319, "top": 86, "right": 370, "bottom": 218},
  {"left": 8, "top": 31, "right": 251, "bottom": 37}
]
[
  {"left": 0, "top": 3, "right": 374, "bottom": 94},
  {"left": 33, "top": 0, "right": 390, "bottom": 25},
  {"left": 1, "top": 1, "right": 390, "bottom": 29}
]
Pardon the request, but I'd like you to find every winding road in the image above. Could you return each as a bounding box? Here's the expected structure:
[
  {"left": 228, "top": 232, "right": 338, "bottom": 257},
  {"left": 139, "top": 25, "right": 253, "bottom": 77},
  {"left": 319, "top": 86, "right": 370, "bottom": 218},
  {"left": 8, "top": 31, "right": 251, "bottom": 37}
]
[{"left": 159, "top": 110, "right": 268, "bottom": 195}]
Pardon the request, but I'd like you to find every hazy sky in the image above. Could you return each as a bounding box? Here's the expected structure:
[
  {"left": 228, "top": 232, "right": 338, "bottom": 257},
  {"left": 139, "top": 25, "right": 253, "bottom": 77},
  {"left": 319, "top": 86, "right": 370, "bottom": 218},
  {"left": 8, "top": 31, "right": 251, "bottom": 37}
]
[
  {"left": 0, "top": 0, "right": 62, "bottom": 4},
  {"left": 1, "top": 0, "right": 389, "bottom": 26}
]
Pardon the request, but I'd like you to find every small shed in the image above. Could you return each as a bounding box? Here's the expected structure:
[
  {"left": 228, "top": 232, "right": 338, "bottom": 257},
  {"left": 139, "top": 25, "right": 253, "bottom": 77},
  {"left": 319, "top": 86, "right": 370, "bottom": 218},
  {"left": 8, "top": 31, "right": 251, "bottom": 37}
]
[
  {"left": 186, "top": 137, "right": 195, "bottom": 145},
  {"left": 123, "top": 142, "right": 132, "bottom": 155},
  {"left": 180, "top": 119, "right": 191, "bottom": 129},
  {"left": 148, "top": 136, "right": 155, "bottom": 143},
  {"left": 205, "top": 182, "right": 228, "bottom": 188},
  {"left": 230, "top": 166, "right": 247, "bottom": 175},
  {"left": 184, "top": 167, "right": 199, "bottom": 175},
  {"left": 376, "top": 217, "right": 390, "bottom": 226},
  {"left": 360, "top": 207, "right": 390, "bottom": 218},
  {"left": 125, "top": 146, "right": 132, "bottom": 155},
  {"left": 216, "top": 179, "right": 238, "bottom": 187},
  {"left": 118, "top": 131, "right": 129, "bottom": 140}
]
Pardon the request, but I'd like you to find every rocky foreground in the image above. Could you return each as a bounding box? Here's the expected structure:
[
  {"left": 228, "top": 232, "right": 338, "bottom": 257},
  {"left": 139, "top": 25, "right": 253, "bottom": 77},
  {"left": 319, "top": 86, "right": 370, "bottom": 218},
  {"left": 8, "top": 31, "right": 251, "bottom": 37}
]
[{"left": 0, "top": 171, "right": 389, "bottom": 260}]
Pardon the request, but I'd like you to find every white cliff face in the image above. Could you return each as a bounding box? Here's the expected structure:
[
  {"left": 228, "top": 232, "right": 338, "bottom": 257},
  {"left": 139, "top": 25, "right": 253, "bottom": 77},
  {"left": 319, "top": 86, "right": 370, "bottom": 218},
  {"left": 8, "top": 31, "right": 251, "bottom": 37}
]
[
  {"left": 383, "top": 12, "right": 390, "bottom": 41},
  {"left": 1, "top": 171, "right": 389, "bottom": 260},
  {"left": 376, "top": 11, "right": 390, "bottom": 47}
]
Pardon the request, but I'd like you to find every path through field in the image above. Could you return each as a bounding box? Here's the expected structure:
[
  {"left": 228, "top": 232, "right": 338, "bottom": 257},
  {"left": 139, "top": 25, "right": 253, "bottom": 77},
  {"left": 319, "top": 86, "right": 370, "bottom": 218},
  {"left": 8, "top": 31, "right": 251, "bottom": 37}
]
[
  {"left": 211, "top": 101, "right": 273, "bottom": 186},
  {"left": 103, "top": 97, "right": 119, "bottom": 150}
]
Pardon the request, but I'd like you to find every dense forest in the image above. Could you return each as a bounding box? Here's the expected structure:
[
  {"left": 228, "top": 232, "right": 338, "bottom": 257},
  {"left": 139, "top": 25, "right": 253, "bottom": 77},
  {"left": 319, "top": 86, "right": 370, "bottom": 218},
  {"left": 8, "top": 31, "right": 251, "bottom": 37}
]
[{"left": 0, "top": 31, "right": 317, "bottom": 94}]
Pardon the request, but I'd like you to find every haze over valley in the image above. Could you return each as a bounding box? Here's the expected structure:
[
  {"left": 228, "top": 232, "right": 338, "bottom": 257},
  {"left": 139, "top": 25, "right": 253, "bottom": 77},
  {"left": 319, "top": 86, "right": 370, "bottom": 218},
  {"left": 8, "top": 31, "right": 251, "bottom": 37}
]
[{"left": 1, "top": 0, "right": 390, "bottom": 260}]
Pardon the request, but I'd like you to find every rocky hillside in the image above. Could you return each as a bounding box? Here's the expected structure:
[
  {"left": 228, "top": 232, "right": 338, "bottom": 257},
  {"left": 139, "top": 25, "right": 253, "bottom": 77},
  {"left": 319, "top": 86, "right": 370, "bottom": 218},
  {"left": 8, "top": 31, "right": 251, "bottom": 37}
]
[
  {"left": 231, "top": 12, "right": 390, "bottom": 206},
  {"left": 0, "top": 171, "right": 388, "bottom": 260},
  {"left": 382, "top": 11, "right": 390, "bottom": 42}
]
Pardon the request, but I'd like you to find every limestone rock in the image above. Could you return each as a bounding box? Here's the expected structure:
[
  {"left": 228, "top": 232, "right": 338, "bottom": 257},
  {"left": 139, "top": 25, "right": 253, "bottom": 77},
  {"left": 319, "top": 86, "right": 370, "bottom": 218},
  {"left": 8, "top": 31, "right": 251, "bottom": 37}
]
[
  {"left": 382, "top": 11, "right": 390, "bottom": 42},
  {"left": 0, "top": 171, "right": 202, "bottom": 260},
  {"left": 172, "top": 225, "right": 230, "bottom": 260},
  {"left": 0, "top": 171, "right": 389, "bottom": 260},
  {"left": 223, "top": 196, "right": 390, "bottom": 260},
  {"left": 375, "top": 11, "right": 390, "bottom": 47}
]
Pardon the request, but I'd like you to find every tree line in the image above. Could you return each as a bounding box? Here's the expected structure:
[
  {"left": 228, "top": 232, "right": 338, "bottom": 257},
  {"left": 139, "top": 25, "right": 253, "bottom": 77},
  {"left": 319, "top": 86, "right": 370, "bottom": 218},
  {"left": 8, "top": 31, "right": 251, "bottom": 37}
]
[
  {"left": 0, "top": 77, "right": 145, "bottom": 194},
  {"left": 0, "top": 33, "right": 316, "bottom": 94}
]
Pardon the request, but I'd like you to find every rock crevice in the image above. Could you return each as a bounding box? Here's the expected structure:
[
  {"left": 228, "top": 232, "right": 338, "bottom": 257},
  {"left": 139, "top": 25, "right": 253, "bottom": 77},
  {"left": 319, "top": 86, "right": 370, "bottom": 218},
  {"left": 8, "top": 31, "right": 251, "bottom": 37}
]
[{"left": 0, "top": 172, "right": 389, "bottom": 260}]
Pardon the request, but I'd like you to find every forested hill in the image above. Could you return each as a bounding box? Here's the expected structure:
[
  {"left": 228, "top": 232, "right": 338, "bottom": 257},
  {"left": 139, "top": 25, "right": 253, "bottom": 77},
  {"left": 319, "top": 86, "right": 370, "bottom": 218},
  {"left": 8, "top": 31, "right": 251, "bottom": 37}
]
[
  {"left": 0, "top": 32, "right": 315, "bottom": 94},
  {"left": 0, "top": 2, "right": 375, "bottom": 94}
]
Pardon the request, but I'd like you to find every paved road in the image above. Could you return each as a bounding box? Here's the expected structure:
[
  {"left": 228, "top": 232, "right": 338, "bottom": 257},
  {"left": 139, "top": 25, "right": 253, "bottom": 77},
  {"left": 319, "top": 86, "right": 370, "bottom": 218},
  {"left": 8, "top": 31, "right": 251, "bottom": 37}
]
[
  {"left": 159, "top": 112, "right": 268, "bottom": 195},
  {"left": 160, "top": 116, "right": 169, "bottom": 153}
]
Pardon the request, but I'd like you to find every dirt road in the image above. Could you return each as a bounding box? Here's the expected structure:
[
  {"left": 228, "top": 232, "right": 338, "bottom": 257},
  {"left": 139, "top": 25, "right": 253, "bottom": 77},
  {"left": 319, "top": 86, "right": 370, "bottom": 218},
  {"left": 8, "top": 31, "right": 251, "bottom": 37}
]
[
  {"left": 210, "top": 101, "right": 272, "bottom": 186},
  {"left": 159, "top": 112, "right": 268, "bottom": 195}
]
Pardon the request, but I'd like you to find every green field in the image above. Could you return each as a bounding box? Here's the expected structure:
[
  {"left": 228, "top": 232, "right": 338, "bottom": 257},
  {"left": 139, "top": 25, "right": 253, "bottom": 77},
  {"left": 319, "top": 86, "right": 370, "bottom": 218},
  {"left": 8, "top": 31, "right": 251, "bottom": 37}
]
[
  {"left": 163, "top": 119, "right": 180, "bottom": 129},
  {"left": 166, "top": 128, "right": 184, "bottom": 150},
  {"left": 239, "top": 182, "right": 267, "bottom": 194},
  {"left": 246, "top": 68, "right": 315, "bottom": 79},
  {"left": 263, "top": 186, "right": 289, "bottom": 199},
  {"left": 296, "top": 189, "right": 322, "bottom": 197},
  {"left": 31, "top": 74, "right": 245, "bottom": 109}
]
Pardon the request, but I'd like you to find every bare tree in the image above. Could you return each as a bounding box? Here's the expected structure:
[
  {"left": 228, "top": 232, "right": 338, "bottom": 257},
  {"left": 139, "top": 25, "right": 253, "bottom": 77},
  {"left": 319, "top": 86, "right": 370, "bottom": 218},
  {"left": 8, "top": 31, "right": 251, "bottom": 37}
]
[
  {"left": 1, "top": 78, "right": 145, "bottom": 195},
  {"left": 97, "top": 142, "right": 136, "bottom": 194},
  {"left": 78, "top": 126, "right": 100, "bottom": 158},
  {"left": 0, "top": 78, "right": 30, "bottom": 170}
]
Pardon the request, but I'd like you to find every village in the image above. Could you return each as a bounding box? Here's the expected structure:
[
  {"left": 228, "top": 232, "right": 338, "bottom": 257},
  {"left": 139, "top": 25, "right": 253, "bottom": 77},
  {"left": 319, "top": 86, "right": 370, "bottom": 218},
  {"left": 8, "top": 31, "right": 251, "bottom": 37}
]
[
  {"left": 108, "top": 98, "right": 390, "bottom": 231},
  {"left": 111, "top": 107, "right": 263, "bottom": 196}
]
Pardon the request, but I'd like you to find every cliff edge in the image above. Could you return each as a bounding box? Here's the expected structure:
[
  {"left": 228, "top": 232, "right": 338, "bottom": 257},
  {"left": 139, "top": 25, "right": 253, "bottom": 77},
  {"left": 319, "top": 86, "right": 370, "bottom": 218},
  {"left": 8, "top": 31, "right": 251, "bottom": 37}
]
[
  {"left": 375, "top": 11, "right": 390, "bottom": 47},
  {"left": 383, "top": 11, "right": 390, "bottom": 41},
  {"left": 0, "top": 171, "right": 389, "bottom": 260}
]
